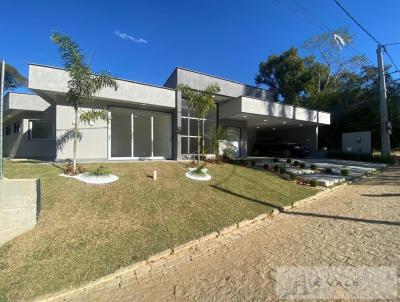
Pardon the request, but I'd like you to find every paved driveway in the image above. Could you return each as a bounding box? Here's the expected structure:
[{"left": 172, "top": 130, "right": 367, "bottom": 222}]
[{"left": 43, "top": 165, "right": 400, "bottom": 301}]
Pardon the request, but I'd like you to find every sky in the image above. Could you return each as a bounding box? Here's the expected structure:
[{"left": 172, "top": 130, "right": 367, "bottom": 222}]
[{"left": 2, "top": 0, "right": 400, "bottom": 92}]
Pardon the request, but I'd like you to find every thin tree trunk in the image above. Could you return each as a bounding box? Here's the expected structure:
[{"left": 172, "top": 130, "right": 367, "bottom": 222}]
[
  {"left": 73, "top": 108, "right": 79, "bottom": 173},
  {"left": 197, "top": 119, "right": 201, "bottom": 166}
]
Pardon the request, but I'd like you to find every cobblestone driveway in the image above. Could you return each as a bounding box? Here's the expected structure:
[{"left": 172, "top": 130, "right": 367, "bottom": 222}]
[{"left": 43, "top": 165, "right": 400, "bottom": 301}]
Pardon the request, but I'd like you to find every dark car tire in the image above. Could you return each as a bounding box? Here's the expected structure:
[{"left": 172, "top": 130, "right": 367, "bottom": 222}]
[{"left": 283, "top": 149, "right": 291, "bottom": 158}]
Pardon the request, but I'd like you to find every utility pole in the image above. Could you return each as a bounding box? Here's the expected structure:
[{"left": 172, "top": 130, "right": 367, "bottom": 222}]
[
  {"left": 0, "top": 59, "right": 5, "bottom": 180},
  {"left": 376, "top": 46, "right": 391, "bottom": 157}
]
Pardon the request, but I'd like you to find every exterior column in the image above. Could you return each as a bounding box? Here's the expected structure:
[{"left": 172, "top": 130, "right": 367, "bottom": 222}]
[{"left": 172, "top": 90, "right": 182, "bottom": 160}]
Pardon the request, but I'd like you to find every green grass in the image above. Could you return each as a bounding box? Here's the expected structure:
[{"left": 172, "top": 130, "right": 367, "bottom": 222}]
[{"left": 0, "top": 161, "right": 317, "bottom": 301}]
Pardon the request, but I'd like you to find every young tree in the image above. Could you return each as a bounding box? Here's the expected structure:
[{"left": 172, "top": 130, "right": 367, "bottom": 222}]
[
  {"left": 51, "top": 32, "right": 118, "bottom": 173},
  {"left": 0, "top": 64, "right": 27, "bottom": 91},
  {"left": 177, "top": 83, "right": 220, "bottom": 165}
]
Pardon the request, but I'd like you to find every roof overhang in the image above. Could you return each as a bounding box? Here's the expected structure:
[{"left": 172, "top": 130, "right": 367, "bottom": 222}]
[
  {"left": 219, "top": 96, "right": 330, "bottom": 129},
  {"left": 3, "top": 92, "right": 51, "bottom": 123},
  {"left": 28, "top": 64, "right": 176, "bottom": 109}
]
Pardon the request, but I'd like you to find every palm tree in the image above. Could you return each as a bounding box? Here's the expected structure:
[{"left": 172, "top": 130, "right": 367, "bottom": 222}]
[
  {"left": 51, "top": 32, "right": 118, "bottom": 173},
  {"left": 177, "top": 83, "right": 220, "bottom": 166}
]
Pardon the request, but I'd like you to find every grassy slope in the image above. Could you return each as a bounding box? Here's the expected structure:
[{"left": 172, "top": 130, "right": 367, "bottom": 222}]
[{"left": 0, "top": 161, "right": 316, "bottom": 301}]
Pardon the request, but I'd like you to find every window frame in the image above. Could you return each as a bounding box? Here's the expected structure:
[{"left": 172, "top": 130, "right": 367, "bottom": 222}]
[
  {"left": 5, "top": 125, "right": 11, "bottom": 136},
  {"left": 13, "top": 121, "right": 21, "bottom": 134},
  {"left": 28, "top": 120, "right": 56, "bottom": 141},
  {"left": 180, "top": 99, "right": 217, "bottom": 157}
]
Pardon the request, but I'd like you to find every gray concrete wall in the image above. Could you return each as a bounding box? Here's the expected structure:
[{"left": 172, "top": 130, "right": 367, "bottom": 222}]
[
  {"left": 0, "top": 179, "right": 39, "bottom": 245},
  {"left": 174, "top": 68, "right": 274, "bottom": 101},
  {"left": 56, "top": 104, "right": 108, "bottom": 161},
  {"left": 172, "top": 91, "right": 182, "bottom": 160},
  {"left": 342, "top": 131, "right": 372, "bottom": 154},
  {"left": 5, "top": 92, "right": 51, "bottom": 112},
  {"left": 163, "top": 69, "right": 178, "bottom": 89},
  {"left": 240, "top": 97, "right": 330, "bottom": 125},
  {"left": 56, "top": 101, "right": 175, "bottom": 161},
  {"left": 219, "top": 119, "right": 248, "bottom": 157},
  {"left": 29, "top": 64, "right": 176, "bottom": 108},
  {"left": 3, "top": 107, "right": 56, "bottom": 160}
]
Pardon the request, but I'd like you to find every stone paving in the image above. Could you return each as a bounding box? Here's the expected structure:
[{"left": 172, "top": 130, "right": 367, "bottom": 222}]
[{"left": 39, "top": 165, "right": 400, "bottom": 302}]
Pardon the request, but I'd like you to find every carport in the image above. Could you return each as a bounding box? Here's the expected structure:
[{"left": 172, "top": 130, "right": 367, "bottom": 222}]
[{"left": 218, "top": 96, "right": 330, "bottom": 156}]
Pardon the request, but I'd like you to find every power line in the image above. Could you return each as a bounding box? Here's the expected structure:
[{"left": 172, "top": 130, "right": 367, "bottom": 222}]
[
  {"left": 333, "top": 0, "right": 381, "bottom": 45},
  {"left": 383, "top": 46, "right": 400, "bottom": 75},
  {"left": 289, "top": 0, "right": 375, "bottom": 66},
  {"left": 334, "top": 0, "right": 400, "bottom": 76},
  {"left": 383, "top": 42, "right": 400, "bottom": 47}
]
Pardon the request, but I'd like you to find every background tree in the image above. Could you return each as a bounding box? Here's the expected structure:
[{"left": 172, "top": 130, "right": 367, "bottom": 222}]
[
  {"left": 51, "top": 32, "right": 118, "bottom": 173},
  {"left": 0, "top": 64, "right": 27, "bottom": 91},
  {"left": 303, "top": 26, "right": 367, "bottom": 92},
  {"left": 177, "top": 83, "right": 220, "bottom": 166},
  {"left": 255, "top": 47, "right": 319, "bottom": 105},
  {"left": 255, "top": 27, "right": 400, "bottom": 151}
]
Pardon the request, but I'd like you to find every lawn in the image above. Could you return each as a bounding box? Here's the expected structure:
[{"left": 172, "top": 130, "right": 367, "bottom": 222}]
[{"left": 0, "top": 161, "right": 317, "bottom": 301}]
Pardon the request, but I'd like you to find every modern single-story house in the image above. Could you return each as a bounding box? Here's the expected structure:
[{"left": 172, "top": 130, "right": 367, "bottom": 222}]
[{"left": 3, "top": 64, "right": 330, "bottom": 161}]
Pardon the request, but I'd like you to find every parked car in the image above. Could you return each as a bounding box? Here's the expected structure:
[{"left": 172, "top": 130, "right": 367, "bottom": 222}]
[{"left": 252, "top": 138, "right": 311, "bottom": 157}]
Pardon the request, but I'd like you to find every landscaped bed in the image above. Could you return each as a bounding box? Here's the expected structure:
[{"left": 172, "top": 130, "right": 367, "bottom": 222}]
[{"left": 0, "top": 161, "right": 317, "bottom": 301}]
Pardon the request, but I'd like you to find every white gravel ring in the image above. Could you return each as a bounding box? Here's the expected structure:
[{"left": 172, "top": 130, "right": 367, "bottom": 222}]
[
  {"left": 185, "top": 171, "right": 212, "bottom": 181},
  {"left": 59, "top": 173, "right": 119, "bottom": 184}
]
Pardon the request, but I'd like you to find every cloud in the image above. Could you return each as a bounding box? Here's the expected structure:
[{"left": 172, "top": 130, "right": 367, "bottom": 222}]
[{"left": 114, "top": 30, "right": 147, "bottom": 44}]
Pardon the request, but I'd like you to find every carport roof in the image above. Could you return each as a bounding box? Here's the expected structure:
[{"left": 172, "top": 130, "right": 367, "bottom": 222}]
[{"left": 219, "top": 96, "right": 330, "bottom": 129}]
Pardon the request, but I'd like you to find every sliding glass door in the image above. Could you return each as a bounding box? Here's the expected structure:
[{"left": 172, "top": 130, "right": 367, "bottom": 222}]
[
  {"left": 110, "top": 108, "right": 132, "bottom": 158},
  {"left": 109, "top": 107, "right": 171, "bottom": 160}
]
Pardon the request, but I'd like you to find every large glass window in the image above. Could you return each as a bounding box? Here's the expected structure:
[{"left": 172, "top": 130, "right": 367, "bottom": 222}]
[
  {"left": 29, "top": 120, "right": 55, "bottom": 140},
  {"left": 180, "top": 100, "right": 217, "bottom": 158},
  {"left": 111, "top": 108, "right": 132, "bottom": 158},
  {"left": 133, "top": 112, "right": 152, "bottom": 158},
  {"left": 110, "top": 107, "right": 172, "bottom": 159}
]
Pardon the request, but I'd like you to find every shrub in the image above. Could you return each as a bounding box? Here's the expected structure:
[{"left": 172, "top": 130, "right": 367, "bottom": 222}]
[
  {"left": 263, "top": 163, "right": 269, "bottom": 170},
  {"left": 289, "top": 173, "right": 298, "bottom": 181},
  {"left": 341, "top": 169, "right": 349, "bottom": 176},
  {"left": 205, "top": 158, "right": 223, "bottom": 165},
  {"left": 90, "top": 165, "right": 111, "bottom": 176},
  {"left": 273, "top": 158, "right": 279, "bottom": 162},
  {"left": 238, "top": 159, "right": 247, "bottom": 165},
  {"left": 279, "top": 167, "right": 286, "bottom": 174},
  {"left": 286, "top": 158, "right": 292, "bottom": 164},
  {"left": 293, "top": 161, "right": 300, "bottom": 167},
  {"left": 188, "top": 160, "right": 197, "bottom": 168},
  {"left": 310, "top": 164, "right": 317, "bottom": 170},
  {"left": 63, "top": 160, "right": 86, "bottom": 175},
  {"left": 273, "top": 165, "right": 280, "bottom": 172},
  {"left": 299, "top": 162, "right": 306, "bottom": 169},
  {"left": 222, "top": 146, "right": 236, "bottom": 161},
  {"left": 324, "top": 167, "right": 332, "bottom": 174},
  {"left": 309, "top": 179, "right": 318, "bottom": 187}
]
